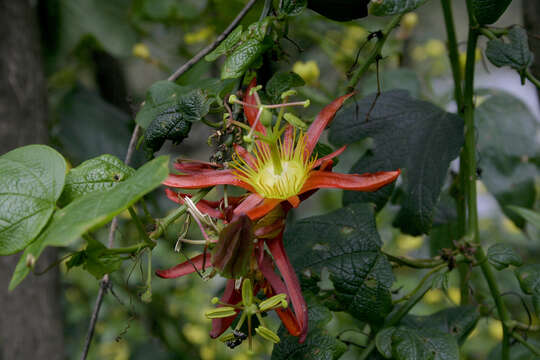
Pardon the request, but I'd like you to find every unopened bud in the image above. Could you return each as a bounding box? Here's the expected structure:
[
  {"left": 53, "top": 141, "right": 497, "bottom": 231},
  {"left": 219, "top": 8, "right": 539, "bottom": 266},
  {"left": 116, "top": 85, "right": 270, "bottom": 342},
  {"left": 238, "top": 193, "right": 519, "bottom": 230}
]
[
  {"left": 259, "top": 293, "right": 287, "bottom": 312},
  {"left": 255, "top": 326, "right": 280, "bottom": 343},
  {"left": 204, "top": 306, "right": 237, "bottom": 319},
  {"left": 402, "top": 13, "right": 418, "bottom": 31},
  {"left": 260, "top": 108, "right": 273, "bottom": 126},
  {"left": 211, "top": 297, "right": 220, "bottom": 304}
]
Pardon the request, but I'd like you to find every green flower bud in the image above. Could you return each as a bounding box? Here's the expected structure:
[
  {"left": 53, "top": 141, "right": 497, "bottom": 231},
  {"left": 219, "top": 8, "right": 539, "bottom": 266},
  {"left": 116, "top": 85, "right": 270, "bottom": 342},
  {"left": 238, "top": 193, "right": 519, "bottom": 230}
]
[
  {"left": 211, "top": 297, "right": 220, "bottom": 304},
  {"left": 260, "top": 108, "right": 273, "bottom": 127},
  {"left": 255, "top": 326, "right": 280, "bottom": 343},
  {"left": 259, "top": 293, "right": 287, "bottom": 312},
  {"left": 204, "top": 306, "right": 237, "bottom": 319}
]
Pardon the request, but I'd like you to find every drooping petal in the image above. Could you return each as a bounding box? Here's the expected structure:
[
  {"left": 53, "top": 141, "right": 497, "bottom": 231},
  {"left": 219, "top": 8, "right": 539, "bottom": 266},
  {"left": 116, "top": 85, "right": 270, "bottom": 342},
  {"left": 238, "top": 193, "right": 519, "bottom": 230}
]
[
  {"left": 155, "top": 253, "right": 212, "bottom": 279},
  {"left": 164, "top": 169, "right": 254, "bottom": 191},
  {"left": 282, "top": 124, "right": 294, "bottom": 157},
  {"left": 234, "top": 144, "right": 257, "bottom": 169},
  {"left": 266, "top": 233, "right": 308, "bottom": 343},
  {"left": 244, "top": 78, "right": 267, "bottom": 135},
  {"left": 245, "top": 198, "right": 282, "bottom": 221},
  {"left": 164, "top": 189, "right": 224, "bottom": 219},
  {"left": 304, "top": 93, "right": 355, "bottom": 158},
  {"left": 174, "top": 159, "right": 222, "bottom": 174},
  {"left": 300, "top": 169, "right": 401, "bottom": 194},
  {"left": 232, "top": 193, "right": 264, "bottom": 217},
  {"left": 313, "top": 145, "right": 347, "bottom": 168},
  {"left": 210, "top": 279, "right": 242, "bottom": 338},
  {"left": 258, "top": 253, "right": 288, "bottom": 295}
]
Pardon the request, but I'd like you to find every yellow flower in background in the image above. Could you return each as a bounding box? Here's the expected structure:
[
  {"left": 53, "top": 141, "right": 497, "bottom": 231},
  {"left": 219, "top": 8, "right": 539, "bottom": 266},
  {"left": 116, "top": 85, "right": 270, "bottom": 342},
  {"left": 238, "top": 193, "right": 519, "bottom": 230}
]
[
  {"left": 488, "top": 320, "right": 503, "bottom": 340},
  {"left": 183, "top": 323, "right": 209, "bottom": 345},
  {"left": 396, "top": 234, "right": 423, "bottom": 251},
  {"left": 459, "top": 48, "right": 483, "bottom": 76},
  {"left": 412, "top": 45, "right": 428, "bottom": 62},
  {"left": 132, "top": 43, "right": 151, "bottom": 60},
  {"left": 424, "top": 289, "right": 444, "bottom": 304},
  {"left": 346, "top": 25, "right": 368, "bottom": 41},
  {"left": 502, "top": 217, "right": 520, "bottom": 234},
  {"left": 200, "top": 345, "right": 216, "bottom": 360},
  {"left": 293, "top": 60, "right": 320, "bottom": 84},
  {"left": 99, "top": 341, "right": 130, "bottom": 360},
  {"left": 425, "top": 39, "right": 446, "bottom": 58},
  {"left": 402, "top": 12, "right": 418, "bottom": 31},
  {"left": 184, "top": 27, "right": 214, "bottom": 45},
  {"left": 448, "top": 287, "right": 461, "bottom": 304}
]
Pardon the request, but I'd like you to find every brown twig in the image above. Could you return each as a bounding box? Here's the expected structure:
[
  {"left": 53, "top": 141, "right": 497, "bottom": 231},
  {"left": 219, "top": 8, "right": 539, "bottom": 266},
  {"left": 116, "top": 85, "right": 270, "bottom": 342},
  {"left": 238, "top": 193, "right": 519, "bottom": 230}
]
[{"left": 80, "top": 1, "right": 259, "bottom": 358}]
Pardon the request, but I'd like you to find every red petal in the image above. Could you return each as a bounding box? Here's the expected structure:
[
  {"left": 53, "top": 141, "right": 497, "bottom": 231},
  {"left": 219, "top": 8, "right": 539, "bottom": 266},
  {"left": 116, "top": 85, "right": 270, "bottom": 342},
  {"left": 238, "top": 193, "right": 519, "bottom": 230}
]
[
  {"left": 210, "top": 279, "right": 241, "bottom": 338},
  {"left": 174, "top": 159, "right": 222, "bottom": 174},
  {"left": 234, "top": 144, "right": 257, "bottom": 168},
  {"left": 304, "top": 93, "right": 355, "bottom": 158},
  {"left": 313, "top": 145, "right": 347, "bottom": 168},
  {"left": 266, "top": 233, "right": 308, "bottom": 343},
  {"left": 164, "top": 189, "right": 223, "bottom": 219},
  {"left": 233, "top": 193, "right": 264, "bottom": 217},
  {"left": 258, "top": 253, "right": 288, "bottom": 295},
  {"left": 262, "top": 275, "right": 302, "bottom": 337},
  {"left": 245, "top": 198, "right": 282, "bottom": 220},
  {"left": 163, "top": 169, "right": 253, "bottom": 191},
  {"left": 287, "top": 195, "right": 300, "bottom": 208},
  {"left": 300, "top": 169, "right": 401, "bottom": 193},
  {"left": 155, "top": 253, "right": 211, "bottom": 279},
  {"left": 244, "top": 78, "right": 267, "bottom": 135}
]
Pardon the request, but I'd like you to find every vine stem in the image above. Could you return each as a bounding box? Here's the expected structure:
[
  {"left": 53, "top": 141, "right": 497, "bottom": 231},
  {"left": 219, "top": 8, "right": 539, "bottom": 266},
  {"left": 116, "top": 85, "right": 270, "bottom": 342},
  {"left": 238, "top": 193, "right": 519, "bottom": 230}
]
[
  {"left": 79, "top": 1, "right": 260, "bottom": 357},
  {"left": 512, "top": 332, "right": 540, "bottom": 356},
  {"left": 440, "top": 0, "right": 471, "bottom": 305},
  {"left": 346, "top": 14, "right": 403, "bottom": 92},
  {"left": 383, "top": 251, "right": 445, "bottom": 269},
  {"left": 463, "top": 1, "right": 512, "bottom": 359}
]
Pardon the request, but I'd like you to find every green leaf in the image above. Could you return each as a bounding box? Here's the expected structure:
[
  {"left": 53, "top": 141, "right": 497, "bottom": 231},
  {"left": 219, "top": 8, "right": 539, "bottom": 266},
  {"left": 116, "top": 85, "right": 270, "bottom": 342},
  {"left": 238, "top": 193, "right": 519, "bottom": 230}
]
[
  {"left": 280, "top": 0, "right": 308, "bottom": 16},
  {"left": 515, "top": 264, "right": 540, "bottom": 295},
  {"left": 80, "top": 238, "right": 123, "bottom": 279},
  {"left": 369, "top": 0, "right": 429, "bottom": 16},
  {"left": 272, "top": 300, "right": 347, "bottom": 360},
  {"left": 0, "top": 145, "right": 66, "bottom": 255},
  {"left": 508, "top": 206, "right": 540, "bottom": 229},
  {"left": 401, "top": 306, "right": 480, "bottom": 345},
  {"left": 307, "top": 0, "right": 369, "bottom": 21},
  {"left": 487, "top": 243, "right": 523, "bottom": 270},
  {"left": 476, "top": 91, "right": 539, "bottom": 229},
  {"left": 57, "top": 86, "right": 132, "bottom": 164},
  {"left": 59, "top": 154, "right": 134, "bottom": 205},
  {"left": 135, "top": 81, "right": 191, "bottom": 129},
  {"left": 489, "top": 339, "right": 540, "bottom": 360},
  {"left": 59, "top": 0, "right": 137, "bottom": 57},
  {"left": 362, "top": 69, "right": 422, "bottom": 99},
  {"left": 221, "top": 37, "right": 272, "bottom": 79},
  {"left": 266, "top": 72, "right": 306, "bottom": 102},
  {"left": 283, "top": 204, "right": 394, "bottom": 324},
  {"left": 8, "top": 156, "right": 169, "bottom": 290},
  {"left": 205, "top": 26, "right": 243, "bottom": 62},
  {"left": 143, "top": 90, "right": 211, "bottom": 155},
  {"left": 485, "top": 28, "right": 533, "bottom": 77},
  {"left": 329, "top": 90, "right": 464, "bottom": 235},
  {"left": 391, "top": 327, "right": 459, "bottom": 360},
  {"left": 472, "top": 0, "right": 512, "bottom": 25}
]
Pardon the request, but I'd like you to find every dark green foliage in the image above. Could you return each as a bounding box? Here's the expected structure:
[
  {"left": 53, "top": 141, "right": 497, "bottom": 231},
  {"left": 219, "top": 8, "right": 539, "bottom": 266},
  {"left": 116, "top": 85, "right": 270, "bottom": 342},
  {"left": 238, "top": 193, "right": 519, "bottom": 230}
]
[
  {"left": 266, "top": 72, "right": 305, "bottom": 102},
  {"left": 284, "top": 204, "right": 394, "bottom": 324},
  {"left": 370, "top": 0, "right": 428, "bottom": 16},
  {"left": 485, "top": 28, "right": 534, "bottom": 80},
  {"left": 272, "top": 300, "right": 347, "bottom": 360},
  {"left": 472, "top": 0, "right": 512, "bottom": 25},
  {"left": 476, "top": 91, "right": 539, "bottom": 228},
  {"left": 330, "top": 90, "right": 464, "bottom": 235},
  {"left": 487, "top": 243, "right": 523, "bottom": 270}
]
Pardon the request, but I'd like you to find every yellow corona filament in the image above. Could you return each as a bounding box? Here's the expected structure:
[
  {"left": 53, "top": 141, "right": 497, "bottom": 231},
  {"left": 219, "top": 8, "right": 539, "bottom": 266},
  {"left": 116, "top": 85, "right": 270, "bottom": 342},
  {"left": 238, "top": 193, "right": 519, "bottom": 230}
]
[{"left": 231, "top": 133, "right": 316, "bottom": 200}]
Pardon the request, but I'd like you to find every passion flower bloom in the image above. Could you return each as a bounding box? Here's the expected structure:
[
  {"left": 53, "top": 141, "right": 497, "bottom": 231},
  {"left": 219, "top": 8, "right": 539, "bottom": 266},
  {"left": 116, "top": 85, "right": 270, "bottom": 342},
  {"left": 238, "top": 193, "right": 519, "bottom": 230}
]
[{"left": 158, "top": 79, "right": 400, "bottom": 344}]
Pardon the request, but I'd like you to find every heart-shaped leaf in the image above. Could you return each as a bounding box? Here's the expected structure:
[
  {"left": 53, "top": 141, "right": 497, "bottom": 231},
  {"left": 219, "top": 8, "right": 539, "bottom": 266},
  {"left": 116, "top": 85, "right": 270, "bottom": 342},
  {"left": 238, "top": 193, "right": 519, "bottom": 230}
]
[{"left": 0, "top": 145, "right": 66, "bottom": 255}]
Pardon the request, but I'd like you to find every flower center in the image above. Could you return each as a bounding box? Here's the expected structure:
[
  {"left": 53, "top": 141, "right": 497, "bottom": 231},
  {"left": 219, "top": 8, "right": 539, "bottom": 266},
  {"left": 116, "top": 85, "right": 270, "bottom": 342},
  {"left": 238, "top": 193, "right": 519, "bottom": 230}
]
[{"left": 231, "top": 134, "right": 315, "bottom": 200}]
